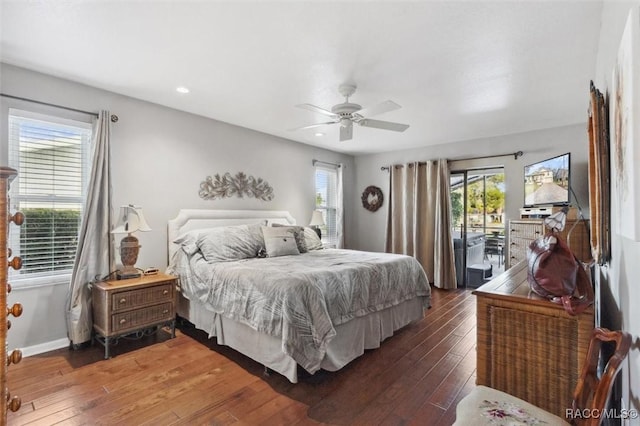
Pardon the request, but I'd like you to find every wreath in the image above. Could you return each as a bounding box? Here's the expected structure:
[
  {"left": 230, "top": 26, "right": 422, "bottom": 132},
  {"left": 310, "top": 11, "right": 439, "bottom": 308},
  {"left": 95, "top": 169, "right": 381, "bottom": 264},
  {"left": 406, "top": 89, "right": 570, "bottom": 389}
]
[{"left": 361, "top": 186, "right": 384, "bottom": 212}]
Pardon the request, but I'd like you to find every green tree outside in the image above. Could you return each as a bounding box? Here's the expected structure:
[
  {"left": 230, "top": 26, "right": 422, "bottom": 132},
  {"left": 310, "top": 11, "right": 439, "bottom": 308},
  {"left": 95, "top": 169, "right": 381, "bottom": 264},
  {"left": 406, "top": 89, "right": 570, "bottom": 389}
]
[
  {"left": 19, "top": 208, "right": 81, "bottom": 274},
  {"left": 451, "top": 173, "right": 505, "bottom": 229},
  {"left": 451, "top": 191, "right": 463, "bottom": 225}
]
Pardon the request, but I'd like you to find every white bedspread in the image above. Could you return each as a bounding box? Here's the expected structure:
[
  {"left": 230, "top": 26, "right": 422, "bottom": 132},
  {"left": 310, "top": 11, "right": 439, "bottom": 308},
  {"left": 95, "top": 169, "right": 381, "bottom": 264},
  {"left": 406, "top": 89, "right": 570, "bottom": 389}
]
[{"left": 168, "top": 248, "right": 430, "bottom": 373}]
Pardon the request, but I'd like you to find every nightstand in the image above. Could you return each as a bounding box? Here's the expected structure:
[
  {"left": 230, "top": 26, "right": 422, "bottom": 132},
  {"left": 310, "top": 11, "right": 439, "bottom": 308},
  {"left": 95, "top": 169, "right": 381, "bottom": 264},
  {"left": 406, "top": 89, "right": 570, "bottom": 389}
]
[{"left": 92, "top": 273, "right": 177, "bottom": 359}]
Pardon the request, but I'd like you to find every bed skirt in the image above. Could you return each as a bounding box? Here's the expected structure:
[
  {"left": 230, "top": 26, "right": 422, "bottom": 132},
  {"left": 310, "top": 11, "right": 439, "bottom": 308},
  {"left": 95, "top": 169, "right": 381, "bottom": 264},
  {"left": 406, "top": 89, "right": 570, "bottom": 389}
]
[{"left": 177, "top": 294, "right": 426, "bottom": 383}]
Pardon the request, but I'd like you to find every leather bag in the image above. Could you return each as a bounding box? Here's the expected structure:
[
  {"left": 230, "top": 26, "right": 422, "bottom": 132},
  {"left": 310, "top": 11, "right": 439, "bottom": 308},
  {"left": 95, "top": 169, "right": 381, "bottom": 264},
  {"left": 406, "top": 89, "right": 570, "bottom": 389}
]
[{"left": 527, "top": 232, "right": 594, "bottom": 315}]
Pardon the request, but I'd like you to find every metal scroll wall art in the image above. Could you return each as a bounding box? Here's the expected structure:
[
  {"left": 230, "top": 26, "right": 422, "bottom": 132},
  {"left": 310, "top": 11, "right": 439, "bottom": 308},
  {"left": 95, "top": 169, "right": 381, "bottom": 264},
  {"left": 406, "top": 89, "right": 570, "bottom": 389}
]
[{"left": 199, "top": 172, "right": 274, "bottom": 201}]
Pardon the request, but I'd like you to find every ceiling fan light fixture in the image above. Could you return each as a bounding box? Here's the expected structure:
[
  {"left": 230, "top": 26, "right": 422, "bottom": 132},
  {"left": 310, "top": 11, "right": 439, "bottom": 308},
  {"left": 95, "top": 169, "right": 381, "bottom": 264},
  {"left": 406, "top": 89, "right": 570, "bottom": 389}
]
[{"left": 340, "top": 118, "right": 352, "bottom": 128}]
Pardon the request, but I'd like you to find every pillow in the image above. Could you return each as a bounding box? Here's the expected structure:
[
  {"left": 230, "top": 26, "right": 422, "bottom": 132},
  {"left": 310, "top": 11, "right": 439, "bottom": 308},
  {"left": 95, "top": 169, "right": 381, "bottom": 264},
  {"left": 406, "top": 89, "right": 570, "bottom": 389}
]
[
  {"left": 271, "top": 223, "right": 307, "bottom": 253},
  {"left": 173, "top": 229, "right": 206, "bottom": 256},
  {"left": 196, "top": 223, "right": 264, "bottom": 262},
  {"left": 304, "top": 227, "right": 324, "bottom": 251},
  {"left": 262, "top": 226, "right": 301, "bottom": 257}
]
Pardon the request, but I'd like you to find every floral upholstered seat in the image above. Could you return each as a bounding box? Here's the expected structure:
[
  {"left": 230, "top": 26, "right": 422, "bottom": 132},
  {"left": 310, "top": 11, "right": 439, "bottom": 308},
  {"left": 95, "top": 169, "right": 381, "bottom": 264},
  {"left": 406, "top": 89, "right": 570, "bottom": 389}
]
[{"left": 454, "top": 385, "right": 569, "bottom": 425}]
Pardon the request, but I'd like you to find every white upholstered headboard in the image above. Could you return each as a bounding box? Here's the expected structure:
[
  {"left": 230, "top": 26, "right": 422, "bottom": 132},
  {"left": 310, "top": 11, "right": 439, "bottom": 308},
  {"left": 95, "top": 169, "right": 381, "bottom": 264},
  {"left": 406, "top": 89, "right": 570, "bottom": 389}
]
[{"left": 167, "top": 209, "right": 296, "bottom": 259}]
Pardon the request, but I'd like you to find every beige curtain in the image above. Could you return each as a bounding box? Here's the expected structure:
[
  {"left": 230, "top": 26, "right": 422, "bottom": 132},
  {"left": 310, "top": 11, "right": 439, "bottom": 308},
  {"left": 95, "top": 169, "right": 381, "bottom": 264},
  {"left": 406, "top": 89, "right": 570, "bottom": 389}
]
[
  {"left": 66, "top": 111, "right": 114, "bottom": 346},
  {"left": 385, "top": 159, "right": 456, "bottom": 289}
]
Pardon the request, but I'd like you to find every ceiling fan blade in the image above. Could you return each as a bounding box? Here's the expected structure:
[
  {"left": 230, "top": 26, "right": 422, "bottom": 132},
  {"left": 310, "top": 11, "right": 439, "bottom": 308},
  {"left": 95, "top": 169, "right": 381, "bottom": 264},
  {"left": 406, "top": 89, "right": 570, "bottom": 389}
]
[
  {"left": 296, "top": 103, "right": 338, "bottom": 118},
  {"left": 289, "top": 121, "right": 337, "bottom": 131},
  {"left": 360, "top": 119, "right": 409, "bottom": 132},
  {"left": 340, "top": 124, "right": 353, "bottom": 141},
  {"left": 356, "top": 100, "right": 401, "bottom": 118}
]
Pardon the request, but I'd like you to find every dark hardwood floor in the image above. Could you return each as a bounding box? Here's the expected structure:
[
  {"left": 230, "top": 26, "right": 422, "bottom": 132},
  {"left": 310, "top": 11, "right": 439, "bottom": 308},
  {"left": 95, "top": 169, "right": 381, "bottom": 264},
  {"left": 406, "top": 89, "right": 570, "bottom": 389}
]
[{"left": 7, "top": 287, "right": 475, "bottom": 425}]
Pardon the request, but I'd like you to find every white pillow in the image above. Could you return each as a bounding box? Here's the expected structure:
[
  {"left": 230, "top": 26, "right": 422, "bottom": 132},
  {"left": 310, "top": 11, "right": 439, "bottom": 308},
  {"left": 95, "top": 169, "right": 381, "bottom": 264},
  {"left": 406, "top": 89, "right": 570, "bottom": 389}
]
[
  {"left": 262, "top": 226, "right": 301, "bottom": 257},
  {"left": 271, "top": 224, "right": 307, "bottom": 253},
  {"left": 304, "top": 227, "right": 324, "bottom": 251},
  {"left": 196, "top": 223, "right": 264, "bottom": 262},
  {"left": 173, "top": 228, "right": 208, "bottom": 256}
]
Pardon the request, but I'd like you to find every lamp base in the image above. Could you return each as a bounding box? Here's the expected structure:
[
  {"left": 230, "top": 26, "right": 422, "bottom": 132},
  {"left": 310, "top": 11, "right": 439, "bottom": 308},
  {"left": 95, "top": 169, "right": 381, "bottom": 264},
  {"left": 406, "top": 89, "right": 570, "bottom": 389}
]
[
  {"left": 117, "top": 235, "right": 142, "bottom": 280},
  {"left": 116, "top": 265, "right": 142, "bottom": 280}
]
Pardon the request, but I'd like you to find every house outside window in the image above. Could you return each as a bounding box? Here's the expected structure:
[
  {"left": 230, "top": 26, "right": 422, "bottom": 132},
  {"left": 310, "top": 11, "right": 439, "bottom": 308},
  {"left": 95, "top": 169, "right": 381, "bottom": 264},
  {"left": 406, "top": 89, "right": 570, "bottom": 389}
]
[
  {"left": 314, "top": 163, "right": 341, "bottom": 248},
  {"left": 8, "top": 109, "right": 92, "bottom": 286}
]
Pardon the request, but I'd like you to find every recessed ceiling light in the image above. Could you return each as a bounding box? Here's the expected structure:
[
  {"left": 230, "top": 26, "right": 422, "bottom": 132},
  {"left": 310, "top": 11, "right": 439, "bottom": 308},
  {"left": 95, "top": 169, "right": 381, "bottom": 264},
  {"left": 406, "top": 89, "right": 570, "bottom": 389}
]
[
  {"left": 314, "top": 132, "right": 325, "bottom": 137},
  {"left": 176, "top": 86, "right": 190, "bottom": 94}
]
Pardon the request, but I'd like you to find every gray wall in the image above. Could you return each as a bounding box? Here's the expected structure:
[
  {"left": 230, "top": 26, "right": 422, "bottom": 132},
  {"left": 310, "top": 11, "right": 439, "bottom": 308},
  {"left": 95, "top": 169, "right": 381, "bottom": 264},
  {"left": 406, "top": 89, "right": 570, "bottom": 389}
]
[
  {"left": 593, "top": 1, "right": 640, "bottom": 417},
  {"left": 0, "top": 63, "right": 356, "bottom": 350}
]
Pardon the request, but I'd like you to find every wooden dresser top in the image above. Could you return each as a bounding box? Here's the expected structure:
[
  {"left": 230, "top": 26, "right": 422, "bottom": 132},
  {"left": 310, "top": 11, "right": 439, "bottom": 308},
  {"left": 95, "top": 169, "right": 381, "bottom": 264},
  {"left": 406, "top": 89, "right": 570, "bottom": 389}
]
[{"left": 472, "top": 260, "right": 594, "bottom": 313}]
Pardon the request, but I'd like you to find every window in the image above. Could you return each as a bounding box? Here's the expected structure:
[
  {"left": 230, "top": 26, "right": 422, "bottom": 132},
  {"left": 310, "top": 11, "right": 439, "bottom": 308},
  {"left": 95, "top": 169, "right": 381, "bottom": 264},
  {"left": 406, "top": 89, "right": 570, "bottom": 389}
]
[
  {"left": 8, "top": 109, "right": 92, "bottom": 284},
  {"left": 315, "top": 164, "right": 340, "bottom": 247}
]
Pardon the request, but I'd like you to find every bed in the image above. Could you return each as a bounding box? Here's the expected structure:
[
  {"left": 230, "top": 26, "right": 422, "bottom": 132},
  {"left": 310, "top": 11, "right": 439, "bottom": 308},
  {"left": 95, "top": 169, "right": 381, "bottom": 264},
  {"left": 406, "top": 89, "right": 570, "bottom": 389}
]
[{"left": 166, "top": 209, "right": 431, "bottom": 383}]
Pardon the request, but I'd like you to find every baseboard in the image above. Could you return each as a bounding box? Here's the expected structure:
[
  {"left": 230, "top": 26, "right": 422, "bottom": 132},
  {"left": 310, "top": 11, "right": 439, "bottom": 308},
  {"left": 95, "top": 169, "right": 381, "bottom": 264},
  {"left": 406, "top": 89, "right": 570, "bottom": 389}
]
[{"left": 21, "top": 337, "right": 70, "bottom": 357}]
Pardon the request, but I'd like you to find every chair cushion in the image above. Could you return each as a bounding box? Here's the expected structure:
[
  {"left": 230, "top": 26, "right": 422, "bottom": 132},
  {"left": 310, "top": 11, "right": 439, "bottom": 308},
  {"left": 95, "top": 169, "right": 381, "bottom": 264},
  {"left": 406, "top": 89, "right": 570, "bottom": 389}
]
[{"left": 454, "top": 385, "right": 570, "bottom": 425}]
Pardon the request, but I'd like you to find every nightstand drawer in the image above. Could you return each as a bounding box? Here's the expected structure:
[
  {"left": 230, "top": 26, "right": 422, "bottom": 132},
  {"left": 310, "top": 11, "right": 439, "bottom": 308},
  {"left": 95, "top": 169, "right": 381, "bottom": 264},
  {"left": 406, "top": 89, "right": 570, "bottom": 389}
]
[
  {"left": 111, "top": 283, "right": 173, "bottom": 312},
  {"left": 111, "top": 302, "right": 174, "bottom": 333}
]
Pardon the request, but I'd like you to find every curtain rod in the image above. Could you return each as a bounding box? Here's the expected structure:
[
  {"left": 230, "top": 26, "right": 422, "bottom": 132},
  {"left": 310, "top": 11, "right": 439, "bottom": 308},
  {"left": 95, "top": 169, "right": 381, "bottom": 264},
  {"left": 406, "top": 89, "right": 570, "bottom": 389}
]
[
  {"left": 380, "top": 150, "right": 523, "bottom": 171},
  {"left": 313, "top": 159, "right": 342, "bottom": 168},
  {"left": 0, "top": 93, "right": 119, "bottom": 123}
]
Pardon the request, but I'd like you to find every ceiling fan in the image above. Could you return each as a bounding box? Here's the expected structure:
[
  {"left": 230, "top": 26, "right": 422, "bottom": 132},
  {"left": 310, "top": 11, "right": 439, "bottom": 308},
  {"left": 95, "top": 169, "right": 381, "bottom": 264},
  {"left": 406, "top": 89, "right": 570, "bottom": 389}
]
[{"left": 291, "top": 84, "right": 410, "bottom": 142}]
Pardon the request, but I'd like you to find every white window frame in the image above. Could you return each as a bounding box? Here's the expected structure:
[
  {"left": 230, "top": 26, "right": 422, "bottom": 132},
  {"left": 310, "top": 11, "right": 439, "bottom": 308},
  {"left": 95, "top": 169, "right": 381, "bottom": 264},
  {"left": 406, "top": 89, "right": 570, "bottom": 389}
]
[
  {"left": 7, "top": 108, "right": 92, "bottom": 288},
  {"left": 314, "top": 163, "right": 339, "bottom": 248}
]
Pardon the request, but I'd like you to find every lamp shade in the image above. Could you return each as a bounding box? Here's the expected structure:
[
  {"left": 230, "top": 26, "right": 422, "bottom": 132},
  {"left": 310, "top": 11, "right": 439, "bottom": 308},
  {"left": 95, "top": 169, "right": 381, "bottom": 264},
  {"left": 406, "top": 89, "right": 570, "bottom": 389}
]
[
  {"left": 309, "top": 210, "right": 325, "bottom": 226},
  {"left": 111, "top": 205, "right": 152, "bottom": 234}
]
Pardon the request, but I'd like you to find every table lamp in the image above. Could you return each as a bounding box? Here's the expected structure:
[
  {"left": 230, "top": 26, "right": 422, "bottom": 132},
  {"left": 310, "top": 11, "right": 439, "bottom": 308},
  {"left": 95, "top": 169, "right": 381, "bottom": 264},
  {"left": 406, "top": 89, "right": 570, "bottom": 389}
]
[
  {"left": 112, "top": 204, "right": 151, "bottom": 279},
  {"left": 309, "top": 210, "right": 325, "bottom": 239}
]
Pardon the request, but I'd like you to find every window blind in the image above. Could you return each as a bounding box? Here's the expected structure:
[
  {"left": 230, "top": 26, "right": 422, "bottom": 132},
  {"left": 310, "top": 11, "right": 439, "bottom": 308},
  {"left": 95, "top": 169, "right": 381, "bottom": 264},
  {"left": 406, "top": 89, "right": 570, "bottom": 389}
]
[
  {"left": 8, "top": 110, "right": 91, "bottom": 281},
  {"left": 315, "top": 165, "right": 338, "bottom": 247}
]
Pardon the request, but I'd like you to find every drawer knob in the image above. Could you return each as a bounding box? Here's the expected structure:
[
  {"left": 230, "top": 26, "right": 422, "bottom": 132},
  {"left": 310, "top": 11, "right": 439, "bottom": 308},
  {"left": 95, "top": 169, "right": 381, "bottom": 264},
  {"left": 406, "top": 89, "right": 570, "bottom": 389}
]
[
  {"left": 119, "top": 318, "right": 127, "bottom": 324},
  {"left": 163, "top": 309, "right": 169, "bottom": 314},
  {"left": 8, "top": 256, "right": 22, "bottom": 270},
  {"left": 9, "top": 211, "right": 25, "bottom": 226},
  {"left": 163, "top": 290, "right": 169, "bottom": 295},
  {"left": 119, "top": 298, "right": 127, "bottom": 304},
  {"left": 8, "top": 395, "right": 21, "bottom": 412},
  {"left": 7, "top": 349, "right": 22, "bottom": 366},
  {"left": 7, "top": 303, "right": 22, "bottom": 317}
]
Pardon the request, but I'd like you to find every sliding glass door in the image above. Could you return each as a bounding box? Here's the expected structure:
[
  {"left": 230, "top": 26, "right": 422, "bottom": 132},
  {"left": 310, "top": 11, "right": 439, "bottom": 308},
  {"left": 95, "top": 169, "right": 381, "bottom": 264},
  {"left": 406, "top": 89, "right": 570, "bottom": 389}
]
[{"left": 450, "top": 168, "right": 505, "bottom": 287}]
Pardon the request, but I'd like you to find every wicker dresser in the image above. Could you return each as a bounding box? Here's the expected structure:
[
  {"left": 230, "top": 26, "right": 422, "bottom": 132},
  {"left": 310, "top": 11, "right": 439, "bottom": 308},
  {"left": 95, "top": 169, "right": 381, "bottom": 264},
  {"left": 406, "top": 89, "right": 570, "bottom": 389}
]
[
  {"left": 92, "top": 273, "right": 177, "bottom": 358},
  {"left": 507, "top": 219, "right": 591, "bottom": 268},
  {"left": 473, "top": 261, "right": 594, "bottom": 418}
]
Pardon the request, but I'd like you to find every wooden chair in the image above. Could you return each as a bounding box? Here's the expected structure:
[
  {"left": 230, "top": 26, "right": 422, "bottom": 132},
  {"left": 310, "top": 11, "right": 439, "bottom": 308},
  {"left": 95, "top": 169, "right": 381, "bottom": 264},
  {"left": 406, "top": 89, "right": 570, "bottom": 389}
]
[{"left": 454, "top": 328, "right": 632, "bottom": 425}]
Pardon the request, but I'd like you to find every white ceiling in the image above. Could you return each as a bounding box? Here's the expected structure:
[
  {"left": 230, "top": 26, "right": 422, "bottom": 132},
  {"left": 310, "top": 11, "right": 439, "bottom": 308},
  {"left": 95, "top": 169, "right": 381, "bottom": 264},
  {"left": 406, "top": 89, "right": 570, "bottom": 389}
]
[{"left": 0, "top": 1, "right": 603, "bottom": 155}]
